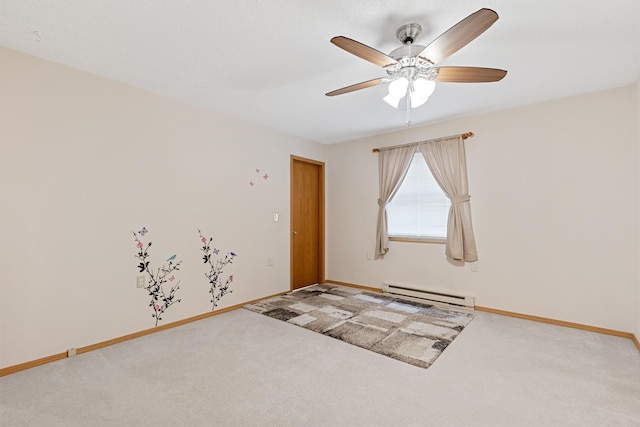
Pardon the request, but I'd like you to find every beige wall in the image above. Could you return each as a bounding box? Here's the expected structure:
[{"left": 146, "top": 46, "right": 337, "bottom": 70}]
[
  {"left": 0, "top": 47, "right": 327, "bottom": 369},
  {"left": 327, "top": 86, "right": 636, "bottom": 333}
]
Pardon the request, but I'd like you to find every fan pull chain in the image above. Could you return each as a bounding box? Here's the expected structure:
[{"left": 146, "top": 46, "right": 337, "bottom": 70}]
[{"left": 405, "top": 92, "right": 411, "bottom": 127}]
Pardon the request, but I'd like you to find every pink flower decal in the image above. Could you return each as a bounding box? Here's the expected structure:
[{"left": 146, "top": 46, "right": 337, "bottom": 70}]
[
  {"left": 256, "top": 168, "right": 260, "bottom": 173},
  {"left": 168, "top": 275, "right": 175, "bottom": 282},
  {"left": 137, "top": 242, "right": 143, "bottom": 249},
  {"left": 249, "top": 181, "right": 254, "bottom": 186},
  {"left": 263, "top": 173, "right": 268, "bottom": 180},
  {"left": 229, "top": 275, "right": 234, "bottom": 282},
  {"left": 154, "top": 305, "right": 160, "bottom": 311},
  {"left": 201, "top": 237, "right": 207, "bottom": 243}
]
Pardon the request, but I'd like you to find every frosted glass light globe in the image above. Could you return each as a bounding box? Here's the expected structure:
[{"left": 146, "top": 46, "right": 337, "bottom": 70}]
[{"left": 388, "top": 77, "right": 409, "bottom": 98}]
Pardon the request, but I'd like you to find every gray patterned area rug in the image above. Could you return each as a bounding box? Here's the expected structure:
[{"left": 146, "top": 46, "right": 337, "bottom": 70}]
[{"left": 244, "top": 284, "right": 474, "bottom": 369}]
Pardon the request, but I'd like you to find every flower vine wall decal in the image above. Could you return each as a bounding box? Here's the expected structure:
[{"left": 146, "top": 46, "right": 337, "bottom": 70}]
[
  {"left": 133, "top": 229, "right": 182, "bottom": 326},
  {"left": 198, "top": 229, "right": 237, "bottom": 310}
]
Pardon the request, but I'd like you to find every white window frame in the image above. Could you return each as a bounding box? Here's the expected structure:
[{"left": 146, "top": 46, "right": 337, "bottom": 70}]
[{"left": 387, "top": 151, "right": 450, "bottom": 244}]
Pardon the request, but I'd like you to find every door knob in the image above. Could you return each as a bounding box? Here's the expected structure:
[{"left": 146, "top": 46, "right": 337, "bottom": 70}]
[{"left": 293, "top": 231, "right": 298, "bottom": 235}]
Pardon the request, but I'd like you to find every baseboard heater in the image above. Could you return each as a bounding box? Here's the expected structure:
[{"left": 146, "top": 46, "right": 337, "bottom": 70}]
[{"left": 382, "top": 282, "right": 475, "bottom": 308}]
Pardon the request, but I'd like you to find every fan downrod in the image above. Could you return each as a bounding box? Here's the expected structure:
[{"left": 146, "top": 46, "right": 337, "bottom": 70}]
[{"left": 396, "top": 23, "right": 422, "bottom": 45}]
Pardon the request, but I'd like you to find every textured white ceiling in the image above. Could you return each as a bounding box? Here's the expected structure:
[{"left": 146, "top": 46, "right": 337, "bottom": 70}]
[{"left": 1, "top": 1, "right": 639, "bottom": 144}]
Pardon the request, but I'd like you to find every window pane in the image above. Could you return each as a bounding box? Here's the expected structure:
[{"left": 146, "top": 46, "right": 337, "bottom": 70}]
[{"left": 387, "top": 152, "right": 450, "bottom": 239}]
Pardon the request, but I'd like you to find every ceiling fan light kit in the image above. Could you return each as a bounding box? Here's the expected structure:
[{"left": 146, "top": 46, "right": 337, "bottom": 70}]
[
  {"left": 383, "top": 23, "right": 438, "bottom": 109},
  {"left": 326, "top": 8, "right": 507, "bottom": 120},
  {"left": 383, "top": 76, "right": 436, "bottom": 109}
]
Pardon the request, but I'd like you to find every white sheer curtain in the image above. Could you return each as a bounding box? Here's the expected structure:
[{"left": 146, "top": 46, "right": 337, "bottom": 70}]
[
  {"left": 375, "top": 145, "right": 416, "bottom": 259},
  {"left": 419, "top": 136, "right": 478, "bottom": 262}
]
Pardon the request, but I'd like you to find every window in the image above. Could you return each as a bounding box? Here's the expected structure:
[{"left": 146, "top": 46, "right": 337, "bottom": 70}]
[{"left": 387, "top": 152, "right": 450, "bottom": 241}]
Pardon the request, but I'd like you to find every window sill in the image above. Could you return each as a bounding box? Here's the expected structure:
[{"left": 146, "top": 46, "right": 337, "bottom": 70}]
[{"left": 389, "top": 236, "right": 446, "bottom": 244}]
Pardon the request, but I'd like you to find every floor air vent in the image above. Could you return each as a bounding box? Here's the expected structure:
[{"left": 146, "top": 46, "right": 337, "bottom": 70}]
[{"left": 382, "top": 282, "right": 475, "bottom": 308}]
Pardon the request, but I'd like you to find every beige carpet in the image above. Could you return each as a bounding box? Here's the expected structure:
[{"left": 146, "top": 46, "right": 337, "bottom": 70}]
[
  {"left": 244, "top": 284, "right": 473, "bottom": 368},
  {"left": 1, "top": 299, "right": 640, "bottom": 425}
]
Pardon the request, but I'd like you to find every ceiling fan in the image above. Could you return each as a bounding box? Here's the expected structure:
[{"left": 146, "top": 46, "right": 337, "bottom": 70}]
[{"left": 326, "top": 8, "right": 507, "bottom": 110}]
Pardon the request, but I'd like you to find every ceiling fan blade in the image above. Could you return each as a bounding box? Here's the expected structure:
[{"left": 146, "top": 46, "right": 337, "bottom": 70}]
[
  {"left": 418, "top": 8, "right": 499, "bottom": 65},
  {"left": 434, "top": 66, "right": 507, "bottom": 83},
  {"left": 331, "top": 36, "right": 399, "bottom": 68},
  {"left": 325, "top": 77, "right": 386, "bottom": 96}
]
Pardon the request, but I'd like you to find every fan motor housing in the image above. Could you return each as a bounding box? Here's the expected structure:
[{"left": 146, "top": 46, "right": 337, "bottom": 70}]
[{"left": 388, "top": 44, "right": 427, "bottom": 61}]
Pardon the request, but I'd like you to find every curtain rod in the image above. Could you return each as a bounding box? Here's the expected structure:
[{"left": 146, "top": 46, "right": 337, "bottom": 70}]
[{"left": 371, "top": 132, "right": 474, "bottom": 153}]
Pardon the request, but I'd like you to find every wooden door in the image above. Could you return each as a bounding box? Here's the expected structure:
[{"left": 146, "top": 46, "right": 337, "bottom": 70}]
[{"left": 291, "top": 156, "right": 324, "bottom": 290}]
